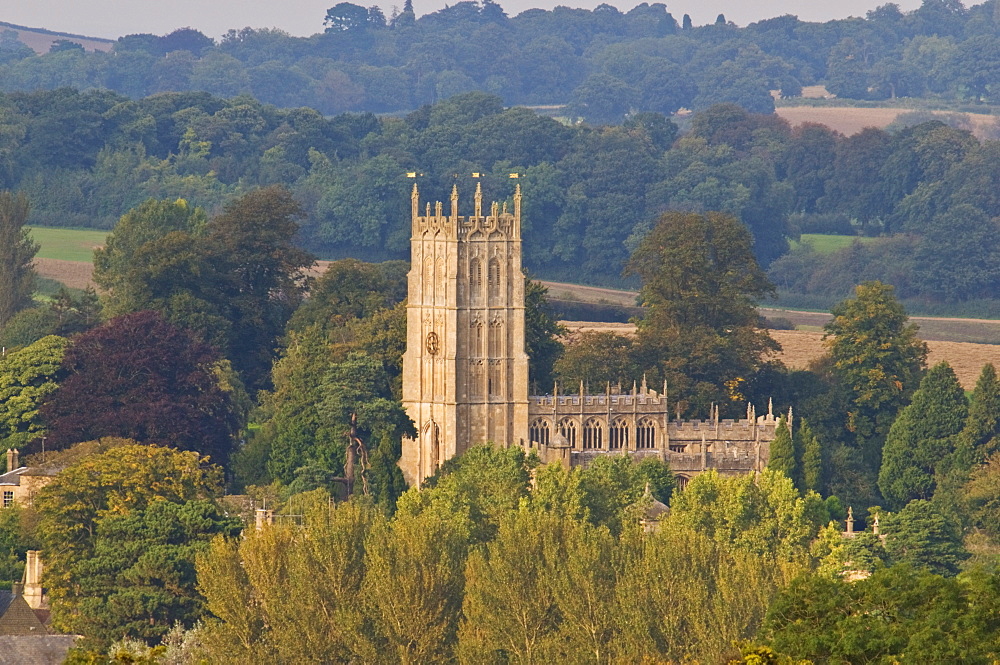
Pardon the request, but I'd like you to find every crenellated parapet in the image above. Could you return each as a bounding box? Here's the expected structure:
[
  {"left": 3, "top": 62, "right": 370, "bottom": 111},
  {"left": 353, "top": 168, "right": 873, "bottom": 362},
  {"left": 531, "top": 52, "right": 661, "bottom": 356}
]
[
  {"left": 526, "top": 383, "right": 783, "bottom": 482},
  {"left": 411, "top": 183, "right": 521, "bottom": 240}
]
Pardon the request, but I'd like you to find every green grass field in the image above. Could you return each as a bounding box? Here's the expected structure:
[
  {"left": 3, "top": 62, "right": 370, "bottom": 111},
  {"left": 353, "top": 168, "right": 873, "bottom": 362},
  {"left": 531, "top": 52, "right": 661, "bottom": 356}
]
[
  {"left": 790, "top": 233, "right": 877, "bottom": 254},
  {"left": 28, "top": 226, "right": 108, "bottom": 262}
]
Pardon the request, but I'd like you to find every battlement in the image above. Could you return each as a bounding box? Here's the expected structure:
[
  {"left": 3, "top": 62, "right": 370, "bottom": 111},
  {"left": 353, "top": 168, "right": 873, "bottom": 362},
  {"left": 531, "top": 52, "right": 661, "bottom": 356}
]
[
  {"left": 411, "top": 183, "right": 521, "bottom": 240},
  {"left": 530, "top": 393, "right": 667, "bottom": 408}
]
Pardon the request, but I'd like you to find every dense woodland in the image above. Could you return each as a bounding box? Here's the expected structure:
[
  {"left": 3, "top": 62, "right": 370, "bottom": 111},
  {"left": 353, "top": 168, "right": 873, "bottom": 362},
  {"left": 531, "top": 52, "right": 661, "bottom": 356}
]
[
  {"left": 7, "top": 0, "right": 1000, "bottom": 115},
  {"left": 7, "top": 87, "right": 1000, "bottom": 308}
]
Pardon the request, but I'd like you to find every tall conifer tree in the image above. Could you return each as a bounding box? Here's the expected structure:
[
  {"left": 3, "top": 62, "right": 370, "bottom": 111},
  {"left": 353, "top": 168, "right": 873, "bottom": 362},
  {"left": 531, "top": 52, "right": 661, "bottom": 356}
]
[
  {"left": 879, "top": 362, "right": 968, "bottom": 509},
  {"left": 767, "top": 416, "right": 796, "bottom": 481},
  {"left": 798, "top": 419, "right": 824, "bottom": 493},
  {"left": 0, "top": 191, "right": 37, "bottom": 330},
  {"left": 957, "top": 363, "right": 1000, "bottom": 466}
]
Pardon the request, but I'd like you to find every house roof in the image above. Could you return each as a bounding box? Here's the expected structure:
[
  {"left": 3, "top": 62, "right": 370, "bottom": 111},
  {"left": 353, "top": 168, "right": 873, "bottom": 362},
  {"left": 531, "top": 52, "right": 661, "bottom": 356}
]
[
  {"left": 0, "top": 468, "right": 27, "bottom": 486},
  {"left": 0, "top": 591, "right": 47, "bottom": 636},
  {"left": 0, "top": 635, "right": 78, "bottom": 665}
]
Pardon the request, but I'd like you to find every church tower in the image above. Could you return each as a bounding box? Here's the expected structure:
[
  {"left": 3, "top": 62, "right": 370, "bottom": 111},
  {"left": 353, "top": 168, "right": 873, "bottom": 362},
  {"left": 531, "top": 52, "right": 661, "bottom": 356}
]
[{"left": 399, "top": 183, "right": 529, "bottom": 487}]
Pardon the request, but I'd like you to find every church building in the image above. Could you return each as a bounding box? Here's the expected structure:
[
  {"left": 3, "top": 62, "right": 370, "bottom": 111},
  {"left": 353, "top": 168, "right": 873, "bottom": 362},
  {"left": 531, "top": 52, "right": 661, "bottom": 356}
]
[{"left": 399, "top": 184, "right": 779, "bottom": 488}]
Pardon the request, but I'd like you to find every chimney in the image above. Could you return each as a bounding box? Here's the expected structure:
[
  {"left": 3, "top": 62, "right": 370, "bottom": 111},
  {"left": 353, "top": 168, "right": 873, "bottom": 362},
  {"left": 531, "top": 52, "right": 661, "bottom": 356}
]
[
  {"left": 6, "top": 448, "right": 18, "bottom": 473},
  {"left": 255, "top": 508, "right": 274, "bottom": 531},
  {"left": 22, "top": 550, "right": 44, "bottom": 609}
]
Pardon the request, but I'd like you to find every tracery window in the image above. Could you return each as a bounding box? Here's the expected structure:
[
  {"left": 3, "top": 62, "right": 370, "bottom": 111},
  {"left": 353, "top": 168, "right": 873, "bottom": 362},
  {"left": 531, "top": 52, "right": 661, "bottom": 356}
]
[
  {"left": 557, "top": 418, "right": 577, "bottom": 448},
  {"left": 583, "top": 418, "right": 603, "bottom": 450},
  {"left": 488, "top": 258, "right": 501, "bottom": 304},
  {"left": 472, "top": 320, "right": 484, "bottom": 357},
  {"left": 488, "top": 320, "right": 503, "bottom": 357},
  {"left": 637, "top": 418, "right": 657, "bottom": 449},
  {"left": 529, "top": 419, "right": 551, "bottom": 446},
  {"left": 609, "top": 418, "right": 629, "bottom": 450},
  {"left": 423, "top": 255, "right": 434, "bottom": 303},
  {"left": 470, "top": 257, "right": 483, "bottom": 304},
  {"left": 469, "top": 360, "right": 484, "bottom": 399}
]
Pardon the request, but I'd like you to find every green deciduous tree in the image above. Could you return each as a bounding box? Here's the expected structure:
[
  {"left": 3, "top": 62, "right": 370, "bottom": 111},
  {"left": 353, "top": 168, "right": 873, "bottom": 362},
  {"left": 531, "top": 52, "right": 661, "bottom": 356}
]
[
  {"left": 205, "top": 186, "right": 315, "bottom": 391},
  {"left": 666, "top": 469, "right": 825, "bottom": 576},
  {"left": 458, "top": 506, "right": 561, "bottom": 663},
  {"left": 0, "top": 191, "right": 37, "bottom": 330},
  {"left": 553, "top": 331, "right": 638, "bottom": 392},
  {"left": 0, "top": 334, "right": 68, "bottom": 448},
  {"left": 398, "top": 445, "right": 530, "bottom": 544},
  {"left": 824, "top": 281, "right": 927, "bottom": 473},
  {"left": 197, "top": 500, "right": 379, "bottom": 663},
  {"left": 286, "top": 258, "right": 408, "bottom": 336},
  {"left": 93, "top": 198, "right": 209, "bottom": 318},
  {"left": 0, "top": 285, "right": 102, "bottom": 351},
  {"left": 259, "top": 324, "right": 336, "bottom": 486},
  {"left": 363, "top": 505, "right": 469, "bottom": 664},
  {"left": 524, "top": 278, "right": 564, "bottom": 392},
  {"left": 35, "top": 443, "right": 225, "bottom": 636},
  {"left": 879, "top": 361, "right": 967, "bottom": 509},
  {"left": 616, "top": 524, "right": 778, "bottom": 663},
  {"left": 627, "top": 211, "right": 779, "bottom": 415},
  {"left": 764, "top": 565, "right": 998, "bottom": 663}
]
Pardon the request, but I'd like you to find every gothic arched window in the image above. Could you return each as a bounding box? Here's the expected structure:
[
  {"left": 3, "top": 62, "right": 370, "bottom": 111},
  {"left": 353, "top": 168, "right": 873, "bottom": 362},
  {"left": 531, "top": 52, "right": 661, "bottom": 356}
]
[
  {"left": 488, "top": 257, "right": 501, "bottom": 304},
  {"left": 529, "top": 419, "right": 551, "bottom": 446},
  {"left": 637, "top": 418, "right": 656, "bottom": 449},
  {"left": 488, "top": 319, "right": 503, "bottom": 357},
  {"left": 469, "top": 257, "right": 483, "bottom": 304},
  {"left": 423, "top": 255, "right": 434, "bottom": 303},
  {"left": 610, "top": 418, "right": 629, "bottom": 450},
  {"left": 557, "top": 418, "right": 577, "bottom": 448},
  {"left": 583, "top": 418, "right": 603, "bottom": 450},
  {"left": 472, "top": 320, "right": 484, "bottom": 357}
]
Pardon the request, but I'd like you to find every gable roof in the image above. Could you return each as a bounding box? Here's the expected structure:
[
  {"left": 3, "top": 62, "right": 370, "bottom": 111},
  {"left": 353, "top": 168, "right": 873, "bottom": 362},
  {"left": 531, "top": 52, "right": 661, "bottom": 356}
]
[
  {"left": 0, "top": 468, "right": 27, "bottom": 487},
  {"left": 0, "top": 591, "right": 47, "bottom": 635}
]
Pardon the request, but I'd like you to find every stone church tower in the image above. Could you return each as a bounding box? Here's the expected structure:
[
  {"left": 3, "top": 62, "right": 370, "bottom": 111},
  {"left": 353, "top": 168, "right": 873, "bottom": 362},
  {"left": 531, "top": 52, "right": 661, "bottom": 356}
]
[{"left": 399, "top": 183, "right": 529, "bottom": 487}]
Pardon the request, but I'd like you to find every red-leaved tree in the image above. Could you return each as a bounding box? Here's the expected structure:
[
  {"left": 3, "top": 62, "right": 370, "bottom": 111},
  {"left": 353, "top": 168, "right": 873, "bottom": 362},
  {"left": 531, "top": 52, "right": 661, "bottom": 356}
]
[{"left": 39, "top": 310, "right": 239, "bottom": 465}]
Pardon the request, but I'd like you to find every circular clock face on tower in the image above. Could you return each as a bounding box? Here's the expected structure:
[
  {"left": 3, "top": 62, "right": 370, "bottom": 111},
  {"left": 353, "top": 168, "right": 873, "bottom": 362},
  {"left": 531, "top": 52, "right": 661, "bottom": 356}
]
[{"left": 426, "top": 332, "right": 439, "bottom": 355}]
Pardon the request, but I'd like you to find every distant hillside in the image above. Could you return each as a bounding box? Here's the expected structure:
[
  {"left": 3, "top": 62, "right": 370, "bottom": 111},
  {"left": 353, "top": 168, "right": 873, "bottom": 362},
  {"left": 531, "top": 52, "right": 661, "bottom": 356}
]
[{"left": 0, "top": 20, "right": 113, "bottom": 54}]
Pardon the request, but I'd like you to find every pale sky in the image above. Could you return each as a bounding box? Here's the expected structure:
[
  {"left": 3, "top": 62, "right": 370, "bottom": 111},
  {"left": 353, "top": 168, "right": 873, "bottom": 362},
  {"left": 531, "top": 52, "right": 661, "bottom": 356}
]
[{"left": 2, "top": 0, "right": 925, "bottom": 41}]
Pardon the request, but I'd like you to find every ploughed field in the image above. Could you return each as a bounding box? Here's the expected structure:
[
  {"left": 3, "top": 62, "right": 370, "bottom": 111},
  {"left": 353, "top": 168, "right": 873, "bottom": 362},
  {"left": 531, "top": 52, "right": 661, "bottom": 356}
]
[
  {"left": 28, "top": 226, "right": 1000, "bottom": 389},
  {"left": 774, "top": 105, "right": 999, "bottom": 138}
]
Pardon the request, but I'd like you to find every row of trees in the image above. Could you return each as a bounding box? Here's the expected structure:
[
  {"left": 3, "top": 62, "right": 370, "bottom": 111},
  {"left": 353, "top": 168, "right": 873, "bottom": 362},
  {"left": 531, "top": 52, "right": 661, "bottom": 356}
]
[
  {"left": 10, "top": 87, "right": 1000, "bottom": 304},
  {"left": 21, "top": 439, "right": 997, "bottom": 663},
  {"left": 6, "top": 1, "right": 1000, "bottom": 116}
]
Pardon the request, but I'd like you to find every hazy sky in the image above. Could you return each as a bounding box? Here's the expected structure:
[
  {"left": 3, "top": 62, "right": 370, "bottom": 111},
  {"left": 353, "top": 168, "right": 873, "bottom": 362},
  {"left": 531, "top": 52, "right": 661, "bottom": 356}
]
[{"left": 4, "top": 0, "right": 924, "bottom": 41}]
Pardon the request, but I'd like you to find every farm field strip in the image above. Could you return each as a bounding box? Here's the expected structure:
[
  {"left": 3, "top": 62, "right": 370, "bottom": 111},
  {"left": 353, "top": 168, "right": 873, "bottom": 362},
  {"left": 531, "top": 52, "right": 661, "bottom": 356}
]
[
  {"left": 561, "top": 323, "right": 1000, "bottom": 391},
  {"left": 28, "top": 226, "right": 108, "bottom": 262},
  {"left": 791, "top": 234, "right": 877, "bottom": 254},
  {"left": 774, "top": 106, "right": 1000, "bottom": 138},
  {"left": 28, "top": 227, "right": 1000, "bottom": 346}
]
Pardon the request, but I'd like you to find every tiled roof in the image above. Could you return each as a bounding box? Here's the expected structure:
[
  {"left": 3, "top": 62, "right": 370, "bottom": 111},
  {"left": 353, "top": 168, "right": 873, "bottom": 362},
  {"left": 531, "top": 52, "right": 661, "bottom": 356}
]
[
  {"left": 0, "top": 468, "right": 26, "bottom": 486},
  {"left": 0, "top": 592, "right": 47, "bottom": 635},
  {"left": 0, "top": 635, "right": 78, "bottom": 664}
]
